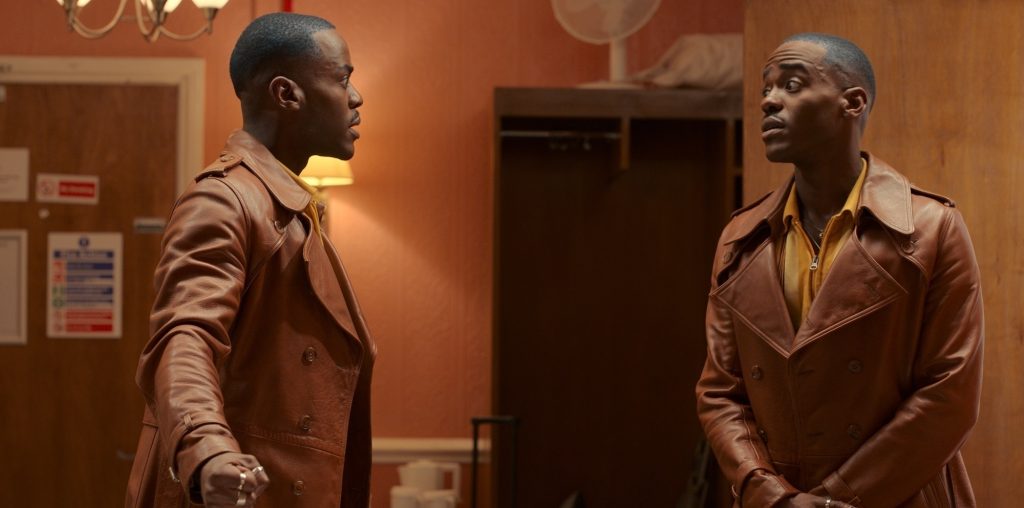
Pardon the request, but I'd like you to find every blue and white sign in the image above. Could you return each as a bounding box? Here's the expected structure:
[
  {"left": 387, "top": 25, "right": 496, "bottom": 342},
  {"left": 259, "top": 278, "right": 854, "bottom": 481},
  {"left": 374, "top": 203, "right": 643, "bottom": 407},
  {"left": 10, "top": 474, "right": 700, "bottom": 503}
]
[{"left": 47, "top": 232, "right": 122, "bottom": 339}]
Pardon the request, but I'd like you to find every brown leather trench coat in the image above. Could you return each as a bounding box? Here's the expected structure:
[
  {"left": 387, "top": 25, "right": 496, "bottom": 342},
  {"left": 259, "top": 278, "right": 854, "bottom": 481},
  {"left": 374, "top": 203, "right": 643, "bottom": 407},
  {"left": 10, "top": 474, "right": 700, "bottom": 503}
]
[
  {"left": 125, "top": 130, "right": 376, "bottom": 507},
  {"left": 696, "top": 154, "right": 982, "bottom": 507}
]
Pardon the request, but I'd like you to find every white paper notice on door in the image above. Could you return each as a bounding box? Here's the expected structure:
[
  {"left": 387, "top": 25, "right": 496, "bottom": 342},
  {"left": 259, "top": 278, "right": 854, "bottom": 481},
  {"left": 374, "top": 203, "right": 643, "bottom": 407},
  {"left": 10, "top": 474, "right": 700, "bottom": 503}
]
[
  {"left": 47, "top": 232, "right": 122, "bottom": 339},
  {"left": 0, "top": 148, "right": 29, "bottom": 202},
  {"left": 0, "top": 230, "right": 27, "bottom": 345}
]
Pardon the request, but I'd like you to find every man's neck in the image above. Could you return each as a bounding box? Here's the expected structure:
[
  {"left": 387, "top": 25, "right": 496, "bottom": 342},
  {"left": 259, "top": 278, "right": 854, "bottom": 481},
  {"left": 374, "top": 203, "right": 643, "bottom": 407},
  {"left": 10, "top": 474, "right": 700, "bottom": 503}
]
[
  {"left": 242, "top": 120, "right": 306, "bottom": 175},
  {"left": 792, "top": 150, "right": 863, "bottom": 227}
]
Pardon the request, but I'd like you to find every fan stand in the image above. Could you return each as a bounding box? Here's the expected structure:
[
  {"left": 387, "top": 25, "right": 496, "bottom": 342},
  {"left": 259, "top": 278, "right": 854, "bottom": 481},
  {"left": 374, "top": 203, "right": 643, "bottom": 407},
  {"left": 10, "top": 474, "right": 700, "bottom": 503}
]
[
  {"left": 579, "top": 37, "right": 643, "bottom": 89},
  {"left": 610, "top": 37, "right": 628, "bottom": 82}
]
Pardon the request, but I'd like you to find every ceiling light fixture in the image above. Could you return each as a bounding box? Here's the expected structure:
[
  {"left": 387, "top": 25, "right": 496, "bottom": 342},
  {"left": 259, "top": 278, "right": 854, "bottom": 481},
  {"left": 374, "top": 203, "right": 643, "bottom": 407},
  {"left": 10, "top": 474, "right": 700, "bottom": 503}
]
[{"left": 57, "top": 0, "right": 229, "bottom": 42}]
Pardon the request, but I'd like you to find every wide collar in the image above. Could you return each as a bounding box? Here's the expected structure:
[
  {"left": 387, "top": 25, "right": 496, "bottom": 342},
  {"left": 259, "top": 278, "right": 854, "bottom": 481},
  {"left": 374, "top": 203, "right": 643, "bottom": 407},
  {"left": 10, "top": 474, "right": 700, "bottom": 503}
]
[
  {"left": 722, "top": 152, "right": 914, "bottom": 246},
  {"left": 220, "top": 129, "right": 312, "bottom": 214}
]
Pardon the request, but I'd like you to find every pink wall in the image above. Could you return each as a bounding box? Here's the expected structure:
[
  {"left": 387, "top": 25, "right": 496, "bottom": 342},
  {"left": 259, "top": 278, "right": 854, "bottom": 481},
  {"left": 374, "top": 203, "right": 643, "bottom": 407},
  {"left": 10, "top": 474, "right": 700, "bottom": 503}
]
[
  {"left": 2, "top": 0, "right": 740, "bottom": 502},
  {"left": 320, "top": 0, "right": 743, "bottom": 438}
]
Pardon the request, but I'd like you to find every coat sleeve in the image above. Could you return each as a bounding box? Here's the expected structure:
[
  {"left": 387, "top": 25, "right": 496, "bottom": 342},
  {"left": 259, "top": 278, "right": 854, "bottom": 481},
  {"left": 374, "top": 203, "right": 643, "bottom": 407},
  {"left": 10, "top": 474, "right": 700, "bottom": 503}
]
[
  {"left": 814, "top": 208, "right": 984, "bottom": 506},
  {"left": 696, "top": 239, "right": 800, "bottom": 506},
  {"left": 135, "top": 177, "right": 249, "bottom": 500}
]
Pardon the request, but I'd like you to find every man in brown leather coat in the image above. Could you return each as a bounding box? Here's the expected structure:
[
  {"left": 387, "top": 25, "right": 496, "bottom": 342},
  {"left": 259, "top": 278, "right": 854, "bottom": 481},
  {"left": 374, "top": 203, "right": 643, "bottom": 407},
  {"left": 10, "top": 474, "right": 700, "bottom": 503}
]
[
  {"left": 696, "top": 33, "right": 983, "bottom": 507},
  {"left": 125, "top": 13, "right": 375, "bottom": 507}
]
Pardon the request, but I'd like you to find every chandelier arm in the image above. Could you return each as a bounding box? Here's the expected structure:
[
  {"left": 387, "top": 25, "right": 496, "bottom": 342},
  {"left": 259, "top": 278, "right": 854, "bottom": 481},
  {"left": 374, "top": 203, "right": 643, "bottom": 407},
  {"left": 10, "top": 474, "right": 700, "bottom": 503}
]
[
  {"left": 157, "top": 24, "right": 213, "bottom": 41},
  {"left": 134, "top": 0, "right": 162, "bottom": 41},
  {"left": 157, "top": 8, "right": 218, "bottom": 41},
  {"left": 71, "top": 21, "right": 115, "bottom": 39},
  {"left": 66, "top": 0, "right": 130, "bottom": 38}
]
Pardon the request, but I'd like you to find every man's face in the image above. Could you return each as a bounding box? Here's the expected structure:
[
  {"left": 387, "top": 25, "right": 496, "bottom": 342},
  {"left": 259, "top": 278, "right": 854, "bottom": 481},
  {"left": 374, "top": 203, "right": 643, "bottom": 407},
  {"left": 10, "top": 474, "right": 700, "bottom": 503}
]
[
  {"left": 298, "top": 30, "right": 363, "bottom": 160},
  {"left": 760, "top": 41, "right": 846, "bottom": 164}
]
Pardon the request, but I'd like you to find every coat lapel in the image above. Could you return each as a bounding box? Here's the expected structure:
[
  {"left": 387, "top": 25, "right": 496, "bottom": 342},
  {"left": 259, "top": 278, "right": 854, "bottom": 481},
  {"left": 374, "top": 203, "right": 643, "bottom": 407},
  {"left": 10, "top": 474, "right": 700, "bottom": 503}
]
[
  {"left": 713, "top": 152, "right": 915, "bottom": 356},
  {"left": 791, "top": 234, "right": 907, "bottom": 352},
  {"left": 787, "top": 153, "right": 914, "bottom": 350},
  {"left": 302, "top": 225, "right": 361, "bottom": 344},
  {"left": 712, "top": 240, "right": 796, "bottom": 358}
]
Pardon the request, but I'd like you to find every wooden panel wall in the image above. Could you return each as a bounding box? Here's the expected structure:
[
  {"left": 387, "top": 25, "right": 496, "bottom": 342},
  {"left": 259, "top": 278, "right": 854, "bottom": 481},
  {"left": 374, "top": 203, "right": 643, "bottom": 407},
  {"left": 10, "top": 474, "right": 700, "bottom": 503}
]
[{"left": 743, "top": 1, "right": 1024, "bottom": 506}]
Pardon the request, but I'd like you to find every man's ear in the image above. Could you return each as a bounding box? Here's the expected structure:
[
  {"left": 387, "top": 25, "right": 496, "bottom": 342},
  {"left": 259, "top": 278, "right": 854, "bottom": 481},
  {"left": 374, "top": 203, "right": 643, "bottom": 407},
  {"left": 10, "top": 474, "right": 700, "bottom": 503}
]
[
  {"left": 841, "top": 86, "right": 869, "bottom": 120},
  {"left": 268, "top": 76, "right": 304, "bottom": 111}
]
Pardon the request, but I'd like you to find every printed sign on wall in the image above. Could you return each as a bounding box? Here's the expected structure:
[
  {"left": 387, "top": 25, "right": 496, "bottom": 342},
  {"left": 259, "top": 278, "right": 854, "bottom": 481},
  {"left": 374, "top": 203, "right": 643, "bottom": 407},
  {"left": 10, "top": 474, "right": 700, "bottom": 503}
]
[
  {"left": 47, "top": 232, "right": 122, "bottom": 339},
  {"left": 36, "top": 173, "right": 100, "bottom": 204}
]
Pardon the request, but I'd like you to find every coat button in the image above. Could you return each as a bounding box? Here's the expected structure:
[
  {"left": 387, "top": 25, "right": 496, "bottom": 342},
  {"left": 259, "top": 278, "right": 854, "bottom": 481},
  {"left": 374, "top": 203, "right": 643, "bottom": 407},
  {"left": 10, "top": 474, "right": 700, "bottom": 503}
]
[
  {"left": 292, "top": 480, "right": 305, "bottom": 496},
  {"left": 847, "top": 424, "right": 863, "bottom": 440},
  {"left": 757, "top": 428, "right": 768, "bottom": 443},
  {"left": 847, "top": 359, "right": 863, "bottom": 373},
  {"left": 299, "top": 415, "right": 313, "bottom": 433},
  {"left": 302, "top": 347, "right": 318, "bottom": 365},
  {"left": 750, "top": 365, "right": 763, "bottom": 380}
]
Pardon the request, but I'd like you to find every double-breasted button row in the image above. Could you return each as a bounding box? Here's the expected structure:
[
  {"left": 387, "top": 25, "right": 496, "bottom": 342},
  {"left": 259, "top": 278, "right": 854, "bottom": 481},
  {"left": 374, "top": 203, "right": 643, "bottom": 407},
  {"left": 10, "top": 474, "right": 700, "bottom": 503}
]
[
  {"left": 292, "top": 480, "right": 305, "bottom": 496},
  {"left": 299, "top": 415, "right": 313, "bottom": 433},
  {"left": 749, "top": 359, "right": 862, "bottom": 379}
]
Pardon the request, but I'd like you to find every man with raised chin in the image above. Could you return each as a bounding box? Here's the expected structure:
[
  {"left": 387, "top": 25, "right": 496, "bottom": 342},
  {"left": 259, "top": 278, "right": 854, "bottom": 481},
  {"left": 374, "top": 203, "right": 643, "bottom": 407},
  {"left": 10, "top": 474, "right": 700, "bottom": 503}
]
[
  {"left": 696, "top": 33, "right": 982, "bottom": 507},
  {"left": 126, "top": 12, "right": 375, "bottom": 508}
]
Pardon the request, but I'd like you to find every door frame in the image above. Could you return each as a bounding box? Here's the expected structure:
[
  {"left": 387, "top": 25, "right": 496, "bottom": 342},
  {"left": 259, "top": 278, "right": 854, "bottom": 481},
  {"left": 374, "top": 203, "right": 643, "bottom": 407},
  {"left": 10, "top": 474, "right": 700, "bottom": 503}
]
[{"left": 0, "top": 56, "right": 203, "bottom": 195}]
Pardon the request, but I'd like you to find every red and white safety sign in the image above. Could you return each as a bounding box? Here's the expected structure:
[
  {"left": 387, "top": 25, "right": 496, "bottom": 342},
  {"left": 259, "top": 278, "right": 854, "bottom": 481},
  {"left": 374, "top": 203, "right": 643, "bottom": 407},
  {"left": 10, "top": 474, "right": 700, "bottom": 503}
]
[{"left": 36, "top": 173, "right": 100, "bottom": 204}]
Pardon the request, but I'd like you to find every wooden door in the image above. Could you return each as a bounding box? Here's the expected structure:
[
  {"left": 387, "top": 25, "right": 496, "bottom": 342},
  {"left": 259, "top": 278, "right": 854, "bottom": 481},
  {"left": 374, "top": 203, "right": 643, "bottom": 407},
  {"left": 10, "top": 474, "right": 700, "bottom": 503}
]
[
  {"left": 0, "top": 83, "right": 177, "bottom": 506},
  {"left": 742, "top": 2, "right": 1024, "bottom": 505},
  {"left": 495, "top": 117, "right": 731, "bottom": 508}
]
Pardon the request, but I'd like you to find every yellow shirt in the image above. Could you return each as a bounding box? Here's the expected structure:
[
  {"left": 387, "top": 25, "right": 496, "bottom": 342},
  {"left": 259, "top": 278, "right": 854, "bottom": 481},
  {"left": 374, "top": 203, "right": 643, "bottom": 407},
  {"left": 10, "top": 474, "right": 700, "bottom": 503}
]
[
  {"left": 281, "top": 163, "right": 323, "bottom": 238},
  {"left": 777, "top": 159, "right": 867, "bottom": 333}
]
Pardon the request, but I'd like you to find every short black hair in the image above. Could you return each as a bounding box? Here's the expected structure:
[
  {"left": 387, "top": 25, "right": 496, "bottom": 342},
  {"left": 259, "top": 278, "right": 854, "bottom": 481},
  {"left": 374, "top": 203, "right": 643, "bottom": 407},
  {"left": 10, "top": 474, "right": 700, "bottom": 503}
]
[
  {"left": 229, "top": 12, "right": 335, "bottom": 97},
  {"left": 784, "top": 32, "right": 876, "bottom": 109}
]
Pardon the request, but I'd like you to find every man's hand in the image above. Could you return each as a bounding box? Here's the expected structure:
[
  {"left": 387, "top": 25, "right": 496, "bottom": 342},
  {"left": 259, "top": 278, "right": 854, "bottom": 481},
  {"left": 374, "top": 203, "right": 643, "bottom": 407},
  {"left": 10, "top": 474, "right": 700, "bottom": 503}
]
[
  {"left": 198, "top": 452, "right": 270, "bottom": 507},
  {"left": 781, "top": 493, "right": 853, "bottom": 508}
]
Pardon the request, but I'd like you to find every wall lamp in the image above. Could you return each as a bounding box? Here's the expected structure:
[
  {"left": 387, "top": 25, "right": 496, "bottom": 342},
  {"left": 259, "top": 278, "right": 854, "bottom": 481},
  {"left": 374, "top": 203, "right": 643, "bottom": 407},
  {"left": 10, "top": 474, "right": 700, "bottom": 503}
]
[{"left": 301, "top": 156, "right": 355, "bottom": 190}]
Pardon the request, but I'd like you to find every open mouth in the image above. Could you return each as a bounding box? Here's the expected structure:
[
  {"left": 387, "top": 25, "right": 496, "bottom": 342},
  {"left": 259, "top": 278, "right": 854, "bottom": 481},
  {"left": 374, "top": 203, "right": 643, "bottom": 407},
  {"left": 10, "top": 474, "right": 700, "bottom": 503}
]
[{"left": 761, "top": 117, "right": 785, "bottom": 139}]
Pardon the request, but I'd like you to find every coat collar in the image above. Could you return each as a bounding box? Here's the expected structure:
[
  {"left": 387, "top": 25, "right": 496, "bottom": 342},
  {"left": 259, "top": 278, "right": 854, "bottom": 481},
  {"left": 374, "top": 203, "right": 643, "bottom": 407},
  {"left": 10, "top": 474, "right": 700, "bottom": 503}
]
[
  {"left": 220, "top": 129, "right": 312, "bottom": 214},
  {"left": 722, "top": 152, "right": 914, "bottom": 246}
]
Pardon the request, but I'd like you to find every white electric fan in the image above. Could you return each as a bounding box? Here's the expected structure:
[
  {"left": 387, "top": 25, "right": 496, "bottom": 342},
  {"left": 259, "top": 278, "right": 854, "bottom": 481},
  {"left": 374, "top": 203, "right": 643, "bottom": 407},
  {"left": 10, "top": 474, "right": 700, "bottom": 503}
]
[{"left": 552, "top": 0, "right": 662, "bottom": 86}]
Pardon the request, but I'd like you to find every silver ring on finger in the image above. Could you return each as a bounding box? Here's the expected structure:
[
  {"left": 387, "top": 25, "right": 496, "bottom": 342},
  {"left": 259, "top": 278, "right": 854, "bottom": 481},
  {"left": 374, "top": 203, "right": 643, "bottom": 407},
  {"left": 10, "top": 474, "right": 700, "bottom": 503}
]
[
  {"left": 251, "top": 466, "right": 265, "bottom": 476},
  {"left": 235, "top": 489, "right": 247, "bottom": 506},
  {"left": 237, "top": 471, "right": 247, "bottom": 491}
]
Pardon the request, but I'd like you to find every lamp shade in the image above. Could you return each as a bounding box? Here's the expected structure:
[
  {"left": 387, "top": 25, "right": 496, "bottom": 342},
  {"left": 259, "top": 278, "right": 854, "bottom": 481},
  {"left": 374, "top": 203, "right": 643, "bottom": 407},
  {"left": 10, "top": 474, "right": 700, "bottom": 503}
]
[
  {"left": 56, "top": 0, "right": 92, "bottom": 7},
  {"left": 142, "top": 0, "right": 183, "bottom": 12},
  {"left": 301, "top": 156, "right": 354, "bottom": 187},
  {"left": 192, "top": 0, "right": 229, "bottom": 8}
]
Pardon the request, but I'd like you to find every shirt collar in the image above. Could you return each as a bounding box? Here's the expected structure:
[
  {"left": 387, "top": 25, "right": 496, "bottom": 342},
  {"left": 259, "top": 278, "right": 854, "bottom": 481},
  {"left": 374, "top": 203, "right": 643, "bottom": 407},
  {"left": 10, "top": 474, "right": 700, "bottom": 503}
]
[
  {"left": 781, "top": 157, "right": 868, "bottom": 231},
  {"left": 702, "top": 152, "right": 916, "bottom": 247}
]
